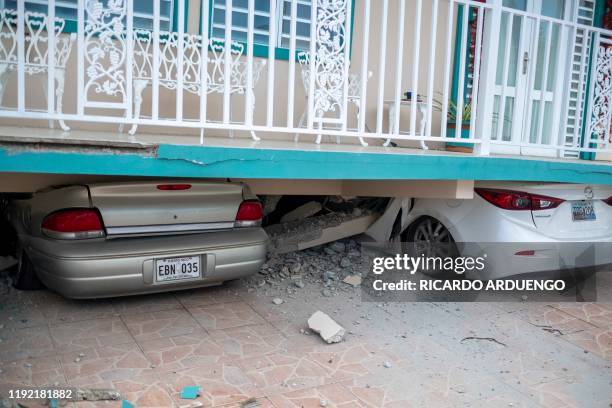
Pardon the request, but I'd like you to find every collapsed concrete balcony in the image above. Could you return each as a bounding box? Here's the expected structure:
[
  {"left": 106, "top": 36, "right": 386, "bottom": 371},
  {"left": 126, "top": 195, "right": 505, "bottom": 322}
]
[{"left": 0, "top": 0, "right": 611, "bottom": 189}]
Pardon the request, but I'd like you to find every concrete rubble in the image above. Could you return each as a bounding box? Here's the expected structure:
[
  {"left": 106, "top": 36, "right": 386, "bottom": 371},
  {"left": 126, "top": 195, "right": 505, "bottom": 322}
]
[
  {"left": 74, "top": 389, "right": 121, "bottom": 401},
  {"left": 308, "top": 311, "right": 345, "bottom": 344},
  {"left": 240, "top": 398, "right": 260, "bottom": 408},
  {"left": 343, "top": 275, "right": 362, "bottom": 287},
  {"left": 244, "top": 238, "right": 367, "bottom": 301},
  {"left": 280, "top": 201, "right": 323, "bottom": 223},
  {"left": 265, "top": 210, "right": 376, "bottom": 254}
]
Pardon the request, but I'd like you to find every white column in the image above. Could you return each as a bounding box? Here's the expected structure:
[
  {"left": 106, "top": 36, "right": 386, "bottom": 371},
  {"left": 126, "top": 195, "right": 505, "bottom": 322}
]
[{"left": 474, "top": 0, "right": 502, "bottom": 156}]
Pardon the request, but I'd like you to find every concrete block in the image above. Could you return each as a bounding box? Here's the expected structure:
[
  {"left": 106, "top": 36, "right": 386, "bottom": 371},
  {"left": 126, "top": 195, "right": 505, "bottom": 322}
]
[{"left": 308, "top": 311, "right": 345, "bottom": 344}]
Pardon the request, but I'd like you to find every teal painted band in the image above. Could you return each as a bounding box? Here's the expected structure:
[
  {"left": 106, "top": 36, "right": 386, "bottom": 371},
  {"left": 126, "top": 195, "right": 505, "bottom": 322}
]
[{"left": 0, "top": 145, "right": 611, "bottom": 185}]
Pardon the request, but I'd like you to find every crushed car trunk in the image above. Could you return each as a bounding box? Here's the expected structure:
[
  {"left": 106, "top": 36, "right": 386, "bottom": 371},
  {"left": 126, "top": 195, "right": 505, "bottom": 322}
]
[{"left": 88, "top": 181, "right": 244, "bottom": 237}]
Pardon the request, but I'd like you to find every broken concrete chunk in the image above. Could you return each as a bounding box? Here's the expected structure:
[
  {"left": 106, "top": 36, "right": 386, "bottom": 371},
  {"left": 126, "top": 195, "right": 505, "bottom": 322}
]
[
  {"left": 262, "top": 195, "right": 282, "bottom": 216},
  {"left": 288, "top": 262, "right": 302, "bottom": 274},
  {"left": 348, "top": 249, "right": 361, "bottom": 258},
  {"left": 323, "top": 247, "right": 336, "bottom": 256},
  {"left": 240, "top": 397, "right": 260, "bottom": 408},
  {"left": 272, "top": 298, "right": 284, "bottom": 305},
  {"left": 343, "top": 275, "right": 362, "bottom": 287},
  {"left": 75, "top": 389, "right": 121, "bottom": 401},
  {"left": 330, "top": 242, "right": 346, "bottom": 253},
  {"left": 280, "top": 201, "right": 322, "bottom": 223},
  {"left": 322, "top": 271, "right": 337, "bottom": 283},
  {"left": 308, "top": 311, "right": 345, "bottom": 344}
]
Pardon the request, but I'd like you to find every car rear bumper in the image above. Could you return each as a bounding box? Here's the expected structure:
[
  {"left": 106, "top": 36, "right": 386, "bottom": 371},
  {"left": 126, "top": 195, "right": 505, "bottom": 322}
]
[
  {"left": 463, "top": 242, "right": 612, "bottom": 279},
  {"left": 25, "top": 228, "right": 268, "bottom": 299}
]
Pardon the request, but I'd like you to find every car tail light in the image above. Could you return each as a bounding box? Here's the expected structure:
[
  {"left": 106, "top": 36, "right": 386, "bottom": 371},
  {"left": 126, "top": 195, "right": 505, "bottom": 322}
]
[
  {"left": 604, "top": 196, "right": 612, "bottom": 206},
  {"left": 157, "top": 184, "right": 191, "bottom": 191},
  {"left": 42, "top": 208, "right": 105, "bottom": 239},
  {"left": 235, "top": 200, "right": 263, "bottom": 228},
  {"left": 530, "top": 194, "right": 565, "bottom": 211},
  {"left": 475, "top": 188, "right": 564, "bottom": 211}
]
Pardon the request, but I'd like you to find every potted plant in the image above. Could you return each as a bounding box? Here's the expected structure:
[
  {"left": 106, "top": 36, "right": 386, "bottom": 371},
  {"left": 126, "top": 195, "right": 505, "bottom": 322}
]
[
  {"left": 446, "top": 99, "right": 472, "bottom": 140},
  {"left": 432, "top": 96, "right": 474, "bottom": 152}
]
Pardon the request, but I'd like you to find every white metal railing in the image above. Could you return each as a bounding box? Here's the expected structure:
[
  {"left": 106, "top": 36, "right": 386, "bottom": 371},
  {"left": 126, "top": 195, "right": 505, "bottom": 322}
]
[{"left": 0, "top": 0, "right": 610, "bottom": 159}]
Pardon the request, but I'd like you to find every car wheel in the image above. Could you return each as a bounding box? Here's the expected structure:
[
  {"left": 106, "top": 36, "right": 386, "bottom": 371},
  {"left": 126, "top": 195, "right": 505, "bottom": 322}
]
[
  {"left": 14, "top": 251, "right": 45, "bottom": 290},
  {"left": 402, "top": 217, "right": 459, "bottom": 276}
]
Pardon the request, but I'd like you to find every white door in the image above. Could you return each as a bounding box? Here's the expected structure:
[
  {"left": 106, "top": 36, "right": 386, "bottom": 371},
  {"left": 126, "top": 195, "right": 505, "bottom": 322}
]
[{"left": 490, "top": 0, "right": 572, "bottom": 156}]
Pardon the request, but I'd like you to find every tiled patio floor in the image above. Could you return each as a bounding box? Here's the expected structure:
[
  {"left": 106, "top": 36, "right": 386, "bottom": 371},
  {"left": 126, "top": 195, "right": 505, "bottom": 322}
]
[{"left": 0, "top": 278, "right": 611, "bottom": 407}]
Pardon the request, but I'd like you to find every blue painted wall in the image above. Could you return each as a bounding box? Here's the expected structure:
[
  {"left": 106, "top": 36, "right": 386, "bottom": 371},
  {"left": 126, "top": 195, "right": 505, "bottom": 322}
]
[{"left": 0, "top": 144, "right": 611, "bottom": 185}]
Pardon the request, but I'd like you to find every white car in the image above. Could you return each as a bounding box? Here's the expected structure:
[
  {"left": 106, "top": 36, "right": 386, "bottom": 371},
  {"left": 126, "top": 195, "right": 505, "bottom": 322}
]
[{"left": 401, "top": 182, "right": 612, "bottom": 279}]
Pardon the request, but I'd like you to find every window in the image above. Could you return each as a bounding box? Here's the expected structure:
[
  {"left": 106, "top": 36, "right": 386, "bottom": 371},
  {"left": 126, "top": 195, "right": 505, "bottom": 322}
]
[
  {"left": 211, "top": 0, "right": 312, "bottom": 53},
  {"left": 4, "top": 0, "right": 176, "bottom": 31},
  {"left": 278, "top": 0, "right": 311, "bottom": 50}
]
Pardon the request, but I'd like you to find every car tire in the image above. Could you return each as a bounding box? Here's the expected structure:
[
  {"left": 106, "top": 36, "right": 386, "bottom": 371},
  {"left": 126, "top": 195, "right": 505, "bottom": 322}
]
[
  {"left": 401, "top": 217, "right": 459, "bottom": 277},
  {"left": 14, "top": 251, "right": 45, "bottom": 291}
]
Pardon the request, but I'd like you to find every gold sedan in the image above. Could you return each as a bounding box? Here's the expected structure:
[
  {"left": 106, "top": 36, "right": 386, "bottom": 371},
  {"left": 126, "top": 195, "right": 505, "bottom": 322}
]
[{"left": 8, "top": 181, "right": 268, "bottom": 299}]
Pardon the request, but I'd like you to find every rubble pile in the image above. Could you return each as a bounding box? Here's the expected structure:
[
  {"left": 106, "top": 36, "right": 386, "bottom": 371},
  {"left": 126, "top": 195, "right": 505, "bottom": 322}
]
[
  {"left": 264, "top": 209, "right": 370, "bottom": 253},
  {"left": 244, "top": 239, "right": 367, "bottom": 297}
]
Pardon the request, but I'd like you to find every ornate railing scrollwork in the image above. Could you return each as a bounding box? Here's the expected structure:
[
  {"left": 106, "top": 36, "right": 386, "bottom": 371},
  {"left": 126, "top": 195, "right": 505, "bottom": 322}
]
[
  {"left": 589, "top": 43, "right": 612, "bottom": 145},
  {"left": 84, "top": 0, "right": 127, "bottom": 105},
  {"left": 312, "top": 0, "right": 350, "bottom": 123}
]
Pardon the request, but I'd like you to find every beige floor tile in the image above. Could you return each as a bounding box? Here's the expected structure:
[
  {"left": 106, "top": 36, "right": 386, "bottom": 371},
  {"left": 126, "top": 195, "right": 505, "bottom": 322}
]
[
  {"left": 50, "top": 318, "right": 134, "bottom": 353},
  {"left": 175, "top": 283, "right": 246, "bottom": 308},
  {"left": 241, "top": 349, "right": 339, "bottom": 395},
  {"left": 207, "top": 323, "right": 287, "bottom": 361},
  {"left": 139, "top": 331, "right": 226, "bottom": 372},
  {"left": 67, "top": 370, "right": 173, "bottom": 408},
  {"left": 562, "top": 327, "right": 612, "bottom": 361},
  {"left": 164, "top": 363, "right": 262, "bottom": 407},
  {"left": 0, "top": 355, "right": 65, "bottom": 387},
  {"left": 0, "top": 325, "right": 55, "bottom": 362},
  {"left": 0, "top": 355, "right": 67, "bottom": 408},
  {"left": 122, "top": 308, "right": 203, "bottom": 342},
  {"left": 551, "top": 303, "right": 612, "bottom": 329},
  {"left": 34, "top": 292, "right": 117, "bottom": 324},
  {"left": 187, "top": 302, "right": 266, "bottom": 330},
  {"left": 268, "top": 383, "right": 366, "bottom": 408},
  {"left": 60, "top": 342, "right": 151, "bottom": 386},
  {"left": 111, "top": 293, "right": 183, "bottom": 316}
]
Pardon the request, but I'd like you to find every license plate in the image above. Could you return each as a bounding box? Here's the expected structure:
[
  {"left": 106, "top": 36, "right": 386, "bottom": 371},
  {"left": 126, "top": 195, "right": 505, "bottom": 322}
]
[
  {"left": 571, "top": 201, "right": 596, "bottom": 221},
  {"left": 155, "top": 256, "right": 201, "bottom": 283}
]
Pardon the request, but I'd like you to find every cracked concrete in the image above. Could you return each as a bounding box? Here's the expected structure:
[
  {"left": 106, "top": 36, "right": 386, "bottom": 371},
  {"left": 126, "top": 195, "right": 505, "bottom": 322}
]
[{"left": 0, "top": 126, "right": 610, "bottom": 184}]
